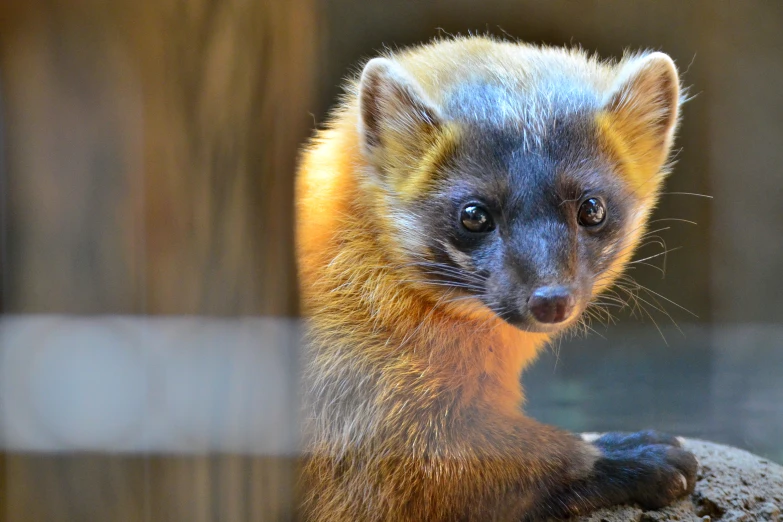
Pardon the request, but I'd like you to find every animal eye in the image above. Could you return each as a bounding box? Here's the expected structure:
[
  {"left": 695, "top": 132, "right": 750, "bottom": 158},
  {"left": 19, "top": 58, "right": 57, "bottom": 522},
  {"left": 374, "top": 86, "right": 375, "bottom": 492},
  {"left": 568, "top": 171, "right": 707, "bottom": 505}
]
[
  {"left": 460, "top": 204, "right": 495, "bottom": 233},
  {"left": 577, "top": 197, "right": 607, "bottom": 227}
]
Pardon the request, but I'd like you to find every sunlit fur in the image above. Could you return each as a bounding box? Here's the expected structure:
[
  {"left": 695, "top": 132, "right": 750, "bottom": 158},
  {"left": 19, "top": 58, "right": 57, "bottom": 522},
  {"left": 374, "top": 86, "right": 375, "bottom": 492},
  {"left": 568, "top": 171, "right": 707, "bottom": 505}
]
[{"left": 296, "top": 36, "right": 681, "bottom": 521}]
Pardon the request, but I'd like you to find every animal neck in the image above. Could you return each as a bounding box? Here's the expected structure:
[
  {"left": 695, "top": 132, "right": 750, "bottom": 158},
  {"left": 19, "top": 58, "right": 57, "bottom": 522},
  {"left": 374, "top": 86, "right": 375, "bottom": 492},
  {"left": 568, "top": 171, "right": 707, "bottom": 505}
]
[{"left": 366, "top": 273, "right": 551, "bottom": 413}]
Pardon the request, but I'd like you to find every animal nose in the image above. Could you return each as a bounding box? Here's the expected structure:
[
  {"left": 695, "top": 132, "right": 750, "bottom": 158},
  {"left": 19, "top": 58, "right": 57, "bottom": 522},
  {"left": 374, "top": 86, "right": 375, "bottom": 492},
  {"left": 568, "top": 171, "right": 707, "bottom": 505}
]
[{"left": 527, "top": 286, "right": 576, "bottom": 324}]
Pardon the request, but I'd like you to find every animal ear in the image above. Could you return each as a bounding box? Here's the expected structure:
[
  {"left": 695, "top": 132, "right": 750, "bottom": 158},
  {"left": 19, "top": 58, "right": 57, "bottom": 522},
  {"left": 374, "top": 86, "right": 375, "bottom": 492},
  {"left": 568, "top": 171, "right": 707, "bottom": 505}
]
[
  {"left": 603, "top": 52, "right": 680, "bottom": 167},
  {"left": 357, "top": 57, "right": 441, "bottom": 162}
]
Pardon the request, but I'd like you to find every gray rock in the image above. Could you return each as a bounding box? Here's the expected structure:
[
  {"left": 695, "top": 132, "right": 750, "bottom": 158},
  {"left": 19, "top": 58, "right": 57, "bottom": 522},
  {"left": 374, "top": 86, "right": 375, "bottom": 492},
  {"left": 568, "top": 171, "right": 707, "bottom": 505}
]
[{"left": 570, "top": 439, "right": 783, "bottom": 522}]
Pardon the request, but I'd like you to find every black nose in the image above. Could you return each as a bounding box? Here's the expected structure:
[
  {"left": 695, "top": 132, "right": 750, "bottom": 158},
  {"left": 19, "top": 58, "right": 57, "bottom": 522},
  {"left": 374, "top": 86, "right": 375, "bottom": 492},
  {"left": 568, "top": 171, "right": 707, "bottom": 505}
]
[{"left": 527, "top": 286, "right": 576, "bottom": 324}]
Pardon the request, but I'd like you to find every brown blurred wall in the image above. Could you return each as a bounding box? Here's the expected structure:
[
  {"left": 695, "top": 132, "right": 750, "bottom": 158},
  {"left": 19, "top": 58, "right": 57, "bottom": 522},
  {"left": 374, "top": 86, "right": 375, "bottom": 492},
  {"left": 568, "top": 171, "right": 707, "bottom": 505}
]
[{"left": 0, "top": 1, "right": 317, "bottom": 520}]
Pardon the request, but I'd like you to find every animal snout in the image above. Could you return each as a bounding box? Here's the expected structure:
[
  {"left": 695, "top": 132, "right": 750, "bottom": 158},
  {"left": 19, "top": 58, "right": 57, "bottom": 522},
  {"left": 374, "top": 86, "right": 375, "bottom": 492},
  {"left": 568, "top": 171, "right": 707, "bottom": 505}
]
[{"left": 527, "top": 286, "right": 576, "bottom": 324}]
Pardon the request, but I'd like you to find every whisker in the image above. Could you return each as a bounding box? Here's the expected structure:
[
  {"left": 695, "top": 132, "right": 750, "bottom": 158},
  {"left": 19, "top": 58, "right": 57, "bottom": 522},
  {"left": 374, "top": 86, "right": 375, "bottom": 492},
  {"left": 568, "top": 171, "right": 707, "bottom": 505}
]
[
  {"left": 584, "top": 324, "right": 606, "bottom": 339},
  {"left": 552, "top": 336, "right": 563, "bottom": 373},
  {"left": 647, "top": 218, "right": 699, "bottom": 226},
  {"left": 631, "top": 247, "right": 682, "bottom": 265},
  {"left": 640, "top": 226, "right": 672, "bottom": 238},
  {"left": 627, "top": 284, "right": 685, "bottom": 337},
  {"left": 629, "top": 281, "right": 699, "bottom": 319},
  {"left": 614, "top": 273, "right": 689, "bottom": 336},
  {"left": 658, "top": 191, "right": 713, "bottom": 199},
  {"left": 631, "top": 261, "right": 666, "bottom": 278},
  {"left": 396, "top": 280, "right": 484, "bottom": 291},
  {"left": 590, "top": 300, "right": 626, "bottom": 309},
  {"left": 400, "top": 262, "right": 488, "bottom": 284},
  {"left": 585, "top": 306, "right": 613, "bottom": 328},
  {"left": 635, "top": 238, "right": 668, "bottom": 252},
  {"left": 614, "top": 283, "right": 668, "bottom": 314},
  {"left": 578, "top": 316, "right": 606, "bottom": 339},
  {"left": 615, "top": 284, "right": 668, "bottom": 345}
]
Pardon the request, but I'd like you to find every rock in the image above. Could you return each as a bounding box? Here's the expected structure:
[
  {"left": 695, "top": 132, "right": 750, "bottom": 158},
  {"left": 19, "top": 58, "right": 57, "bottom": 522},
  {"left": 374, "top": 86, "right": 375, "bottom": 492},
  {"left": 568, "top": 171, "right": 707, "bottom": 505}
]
[{"left": 570, "top": 439, "right": 783, "bottom": 522}]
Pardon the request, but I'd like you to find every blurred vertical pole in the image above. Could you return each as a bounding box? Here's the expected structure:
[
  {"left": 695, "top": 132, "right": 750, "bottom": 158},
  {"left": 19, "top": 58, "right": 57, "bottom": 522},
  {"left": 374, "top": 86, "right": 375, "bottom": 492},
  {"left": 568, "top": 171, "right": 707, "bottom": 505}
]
[
  {"left": 124, "top": 0, "right": 317, "bottom": 316},
  {"left": 0, "top": 0, "right": 316, "bottom": 316},
  {"left": 0, "top": 0, "right": 318, "bottom": 520}
]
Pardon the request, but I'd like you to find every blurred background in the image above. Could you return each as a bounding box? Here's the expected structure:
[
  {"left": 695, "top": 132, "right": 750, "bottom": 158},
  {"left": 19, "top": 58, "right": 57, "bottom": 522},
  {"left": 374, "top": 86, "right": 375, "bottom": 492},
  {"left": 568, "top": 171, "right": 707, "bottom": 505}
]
[{"left": 1, "top": 1, "right": 781, "bottom": 520}]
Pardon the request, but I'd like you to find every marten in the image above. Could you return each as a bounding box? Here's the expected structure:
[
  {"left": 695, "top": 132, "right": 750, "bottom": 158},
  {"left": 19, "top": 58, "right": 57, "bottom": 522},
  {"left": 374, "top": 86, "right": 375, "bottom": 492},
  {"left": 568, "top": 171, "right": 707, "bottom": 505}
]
[{"left": 295, "top": 36, "right": 698, "bottom": 521}]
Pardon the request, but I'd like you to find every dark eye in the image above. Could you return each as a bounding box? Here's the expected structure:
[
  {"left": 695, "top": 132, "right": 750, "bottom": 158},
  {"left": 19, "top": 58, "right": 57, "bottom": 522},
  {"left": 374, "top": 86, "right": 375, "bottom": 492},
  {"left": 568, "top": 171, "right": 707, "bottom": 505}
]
[
  {"left": 460, "top": 204, "right": 495, "bottom": 233},
  {"left": 577, "top": 197, "right": 607, "bottom": 227}
]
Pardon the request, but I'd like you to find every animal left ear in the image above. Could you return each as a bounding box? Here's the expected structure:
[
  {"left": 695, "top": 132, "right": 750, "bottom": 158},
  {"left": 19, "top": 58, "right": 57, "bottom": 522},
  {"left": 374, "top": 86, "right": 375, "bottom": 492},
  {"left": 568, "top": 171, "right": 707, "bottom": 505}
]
[
  {"left": 357, "top": 57, "right": 442, "bottom": 169},
  {"left": 603, "top": 52, "right": 680, "bottom": 172}
]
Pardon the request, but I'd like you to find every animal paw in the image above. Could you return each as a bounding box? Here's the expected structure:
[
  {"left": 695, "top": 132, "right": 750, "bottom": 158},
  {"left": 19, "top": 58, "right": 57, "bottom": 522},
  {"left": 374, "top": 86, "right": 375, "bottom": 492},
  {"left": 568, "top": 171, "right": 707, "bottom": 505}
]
[{"left": 590, "top": 430, "right": 698, "bottom": 510}]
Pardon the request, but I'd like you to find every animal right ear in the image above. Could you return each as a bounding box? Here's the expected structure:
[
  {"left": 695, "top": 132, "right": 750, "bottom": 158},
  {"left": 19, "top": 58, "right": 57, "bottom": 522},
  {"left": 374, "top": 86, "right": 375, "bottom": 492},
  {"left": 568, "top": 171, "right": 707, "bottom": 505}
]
[
  {"left": 603, "top": 52, "right": 681, "bottom": 170},
  {"left": 358, "top": 58, "right": 441, "bottom": 164}
]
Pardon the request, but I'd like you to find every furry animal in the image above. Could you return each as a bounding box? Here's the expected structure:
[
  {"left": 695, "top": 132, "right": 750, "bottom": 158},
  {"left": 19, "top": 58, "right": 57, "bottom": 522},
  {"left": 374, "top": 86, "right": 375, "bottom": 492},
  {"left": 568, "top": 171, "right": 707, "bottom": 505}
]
[{"left": 295, "top": 36, "right": 697, "bottom": 521}]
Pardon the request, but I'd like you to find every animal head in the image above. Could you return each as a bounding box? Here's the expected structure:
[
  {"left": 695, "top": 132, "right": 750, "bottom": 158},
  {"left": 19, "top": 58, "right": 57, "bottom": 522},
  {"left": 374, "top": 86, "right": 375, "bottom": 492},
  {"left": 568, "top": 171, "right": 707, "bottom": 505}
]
[{"left": 355, "top": 38, "right": 681, "bottom": 334}]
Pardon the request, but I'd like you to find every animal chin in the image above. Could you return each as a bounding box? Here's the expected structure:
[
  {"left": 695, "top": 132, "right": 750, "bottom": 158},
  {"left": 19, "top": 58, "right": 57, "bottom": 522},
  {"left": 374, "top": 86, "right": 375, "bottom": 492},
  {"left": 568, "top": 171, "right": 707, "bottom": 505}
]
[{"left": 491, "top": 303, "right": 585, "bottom": 334}]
